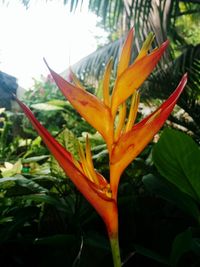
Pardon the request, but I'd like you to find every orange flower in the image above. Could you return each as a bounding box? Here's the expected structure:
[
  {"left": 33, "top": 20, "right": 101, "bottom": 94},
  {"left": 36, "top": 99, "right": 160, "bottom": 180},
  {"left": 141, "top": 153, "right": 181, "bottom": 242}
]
[
  {"left": 43, "top": 28, "right": 187, "bottom": 199},
  {"left": 16, "top": 29, "right": 187, "bottom": 267}
]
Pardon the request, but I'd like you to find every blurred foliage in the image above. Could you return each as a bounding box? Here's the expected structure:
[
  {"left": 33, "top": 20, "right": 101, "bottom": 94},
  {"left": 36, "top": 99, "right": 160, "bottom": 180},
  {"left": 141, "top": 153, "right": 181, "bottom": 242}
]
[{"left": 175, "top": 3, "right": 200, "bottom": 46}]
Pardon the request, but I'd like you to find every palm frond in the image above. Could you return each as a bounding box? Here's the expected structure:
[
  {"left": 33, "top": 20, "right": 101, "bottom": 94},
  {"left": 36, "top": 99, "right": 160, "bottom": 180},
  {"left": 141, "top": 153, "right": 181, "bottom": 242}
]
[
  {"left": 141, "top": 44, "right": 200, "bottom": 139},
  {"left": 62, "top": 30, "right": 161, "bottom": 83},
  {"left": 61, "top": 0, "right": 180, "bottom": 79},
  {"left": 62, "top": 36, "right": 122, "bottom": 82}
]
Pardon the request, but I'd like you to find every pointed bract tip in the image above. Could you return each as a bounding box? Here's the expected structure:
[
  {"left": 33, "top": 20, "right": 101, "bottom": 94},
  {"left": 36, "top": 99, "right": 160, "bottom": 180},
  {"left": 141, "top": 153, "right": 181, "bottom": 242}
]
[
  {"left": 161, "top": 39, "right": 170, "bottom": 49},
  {"left": 149, "top": 32, "right": 155, "bottom": 38},
  {"left": 183, "top": 72, "right": 188, "bottom": 80},
  {"left": 150, "top": 39, "right": 169, "bottom": 55},
  {"left": 126, "top": 27, "right": 134, "bottom": 37},
  {"left": 43, "top": 57, "right": 50, "bottom": 70},
  {"left": 130, "top": 27, "right": 134, "bottom": 33},
  {"left": 180, "top": 72, "right": 188, "bottom": 87}
]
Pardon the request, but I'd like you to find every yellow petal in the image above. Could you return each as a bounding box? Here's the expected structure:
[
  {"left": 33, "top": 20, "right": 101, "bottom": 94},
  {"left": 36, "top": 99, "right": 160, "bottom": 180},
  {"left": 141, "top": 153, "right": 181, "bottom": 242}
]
[
  {"left": 117, "top": 28, "right": 134, "bottom": 76},
  {"left": 134, "top": 32, "right": 155, "bottom": 63},
  {"left": 78, "top": 142, "right": 93, "bottom": 182},
  {"left": 114, "top": 102, "right": 126, "bottom": 142},
  {"left": 85, "top": 135, "right": 99, "bottom": 185},
  {"left": 69, "top": 67, "right": 85, "bottom": 90},
  {"left": 111, "top": 40, "right": 169, "bottom": 116},
  {"left": 102, "top": 58, "right": 113, "bottom": 107},
  {"left": 125, "top": 91, "right": 140, "bottom": 132}
]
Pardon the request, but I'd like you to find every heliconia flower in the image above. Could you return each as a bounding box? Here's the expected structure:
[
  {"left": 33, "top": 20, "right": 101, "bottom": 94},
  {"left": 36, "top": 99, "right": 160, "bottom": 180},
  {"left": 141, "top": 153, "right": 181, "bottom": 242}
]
[
  {"left": 43, "top": 29, "right": 169, "bottom": 153},
  {"left": 16, "top": 29, "right": 187, "bottom": 267},
  {"left": 43, "top": 28, "right": 187, "bottom": 200}
]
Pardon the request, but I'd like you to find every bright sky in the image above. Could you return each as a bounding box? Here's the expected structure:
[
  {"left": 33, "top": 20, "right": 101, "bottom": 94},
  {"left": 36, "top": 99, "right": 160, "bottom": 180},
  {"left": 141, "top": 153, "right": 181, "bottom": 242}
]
[{"left": 0, "top": 1, "right": 107, "bottom": 88}]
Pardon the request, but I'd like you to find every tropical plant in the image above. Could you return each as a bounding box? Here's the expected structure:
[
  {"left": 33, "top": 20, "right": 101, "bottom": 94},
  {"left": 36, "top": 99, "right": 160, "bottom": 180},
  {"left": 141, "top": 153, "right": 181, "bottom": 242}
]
[
  {"left": 1, "top": 1, "right": 200, "bottom": 266},
  {"left": 15, "top": 29, "right": 187, "bottom": 267}
]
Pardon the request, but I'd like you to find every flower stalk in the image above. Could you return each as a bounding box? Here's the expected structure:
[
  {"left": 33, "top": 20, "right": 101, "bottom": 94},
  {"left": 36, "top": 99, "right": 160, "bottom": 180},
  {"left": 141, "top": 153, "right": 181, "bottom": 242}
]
[{"left": 110, "top": 235, "right": 122, "bottom": 267}]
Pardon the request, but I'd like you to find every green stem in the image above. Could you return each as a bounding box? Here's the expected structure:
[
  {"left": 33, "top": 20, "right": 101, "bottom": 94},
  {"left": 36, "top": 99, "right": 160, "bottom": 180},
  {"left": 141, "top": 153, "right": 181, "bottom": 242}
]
[{"left": 110, "top": 235, "right": 122, "bottom": 267}]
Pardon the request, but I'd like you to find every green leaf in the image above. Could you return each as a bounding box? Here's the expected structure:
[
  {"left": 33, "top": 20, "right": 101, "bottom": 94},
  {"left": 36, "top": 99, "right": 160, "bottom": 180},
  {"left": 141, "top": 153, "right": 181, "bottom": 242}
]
[
  {"left": 50, "top": 128, "right": 79, "bottom": 178},
  {"left": 142, "top": 174, "right": 200, "bottom": 222},
  {"left": 170, "top": 228, "right": 193, "bottom": 266},
  {"left": 47, "top": 99, "right": 68, "bottom": 107},
  {"left": 22, "top": 155, "right": 50, "bottom": 163},
  {"left": 31, "top": 102, "right": 64, "bottom": 111},
  {"left": 0, "top": 160, "right": 22, "bottom": 177},
  {"left": 19, "top": 194, "right": 70, "bottom": 213},
  {"left": 192, "top": 238, "right": 200, "bottom": 254},
  {"left": 152, "top": 128, "right": 200, "bottom": 202},
  {"left": 0, "top": 175, "right": 47, "bottom": 194},
  {"left": 84, "top": 231, "right": 110, "bottom": 251},
  {"left": 0, "top": 216, "right": 13, "bottom": 224},
  {"left": 134, "top": 244, "right": 170, "bottom": 265}
]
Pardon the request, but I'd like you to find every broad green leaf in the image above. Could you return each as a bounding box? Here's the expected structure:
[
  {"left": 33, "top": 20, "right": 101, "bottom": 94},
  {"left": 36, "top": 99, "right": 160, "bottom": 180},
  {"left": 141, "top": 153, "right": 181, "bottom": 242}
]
[
  {"left": 0, "top": 175, "right": 47, "bottom": 194},
  {"left": 142, "top": 174, "right": 200, "bottom": 222},
  {"left": 0, "top": 216, "right": 13, "bottom": 224},
  {"left": 17, "top": 194, "right": 70, "bottom": 213},
  {"left": 153, "top": 128, "right": 200, "bottom": 202},
  {"left": 170, "top": 228, "right": 193, "bottom": 266}
]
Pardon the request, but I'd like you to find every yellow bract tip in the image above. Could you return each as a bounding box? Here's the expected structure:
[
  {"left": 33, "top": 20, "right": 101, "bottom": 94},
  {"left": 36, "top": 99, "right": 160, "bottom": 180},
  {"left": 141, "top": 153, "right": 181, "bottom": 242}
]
[
  {"left": 125, "top": 92, "right": 140, "bottom": 132},
  {"left": 69, "top": 67, "right": 85, "bottom": 90},
  {"left": 102, "top": 184, "right": 112, "bottom": 198},
  {"left": 102, "top": 58, "right": 113, "bottom": 107},
  {"left": 117, "top": 28, "right": 134, "bottom": 76},
  {"left": 114, "top": 103, "right": 127, "bottom": 142},
  {"left": 135, "top": 32, "right": 155, "bottom": 63},
  {"left": 83, "top": 136, "right": 99, "bottom": 185}
]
